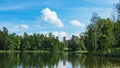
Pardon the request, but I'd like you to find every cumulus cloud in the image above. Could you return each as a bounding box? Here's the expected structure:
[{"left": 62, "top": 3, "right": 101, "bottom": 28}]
[
  {"left": 14, "top": 24, "right": 29, "bottom": 29},
  {"left": 70, "top": 20, "right": 85, "bottom": 27},
  {"left": 59, "top": 32, "right": 67, "bottom": 37},
  {"left": 53, "top": 31, "right": 59, "bottom": 37},
  {"left": 53, "top": 31, "right": 67, "bottom": 37},
  {"left": 40, "top": 31, "right": 67, "bottom": 38},
  {"left": 41, "top": 7, "right": 64, "bottom": 27},
  {"left": 40, "top": 31, "right": 67, "bottom": 41}
]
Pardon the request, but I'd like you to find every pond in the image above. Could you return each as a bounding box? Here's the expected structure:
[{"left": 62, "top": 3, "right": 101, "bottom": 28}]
[{"left": 0, "top": 52, "right": 120, "bottom": 68}]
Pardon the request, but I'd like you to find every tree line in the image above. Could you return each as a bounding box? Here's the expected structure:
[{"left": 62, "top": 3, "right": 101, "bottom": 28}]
[{"left": 0, "top": 28, "right": 65, "bottom": 51}]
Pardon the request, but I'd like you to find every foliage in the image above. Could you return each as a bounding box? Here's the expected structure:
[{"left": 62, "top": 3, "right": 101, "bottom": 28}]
[{"left": 0, "top": 27, "right": 65, "bottom": 51}]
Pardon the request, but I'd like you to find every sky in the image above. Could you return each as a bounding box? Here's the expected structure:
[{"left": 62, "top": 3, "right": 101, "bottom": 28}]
[{"left": 0, "top": 0, "right": 119, "bottom": 40}]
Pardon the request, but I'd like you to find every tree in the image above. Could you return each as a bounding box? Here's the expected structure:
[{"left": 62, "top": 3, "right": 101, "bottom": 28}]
[
  {"left": 90, "top": 13, "right": 101, "bottom": 52},
  {"left": 68, "top": 37, "right": 80, "bottom": 51},
  {"left": 86, "top": 24, "right": 96, "bottom": 51},
  {"left": 85, "top": 14, "right": 115, "bottom": 52},
  {"left": 114, "top": 1, "right": 120, "bottom": 49},
  {"left": 20, "top": 32, "right": 30, "bottom": 50},
  {"left": 96, "top": 18, "right": 115, "bottom": 51},
  {"left": 0, "top": 27, "right": 8, "bottom": 50},
  {"left": 79, "top": 34, "right": 86, "bottom": 51},
  {"left": 7, "top": 33, "right": 21, "bottom": 50},
  {"left": 115, "top": 20, "right": 120, "bottom": 48}
]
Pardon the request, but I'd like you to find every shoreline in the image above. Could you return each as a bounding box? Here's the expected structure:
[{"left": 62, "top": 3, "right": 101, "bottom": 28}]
[{"left": 0, "top": 50, "right": 120, "bottom": 58}]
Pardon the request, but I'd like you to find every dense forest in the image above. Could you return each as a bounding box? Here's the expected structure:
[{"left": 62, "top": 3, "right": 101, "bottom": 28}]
[
  {"left": 0, "top": 29, "right": 65, "bottom": 51},
  {"left": 0, "top": 1, "right": 120, "bottom": 53}
]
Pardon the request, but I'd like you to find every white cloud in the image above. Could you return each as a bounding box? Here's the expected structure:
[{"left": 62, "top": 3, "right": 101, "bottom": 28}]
[
  {"left": 40, "top": 31, "right": 67, "bottom": 37},
  {"left": 59, "top": 32, "right": 67, "bottom": 37},
  {"left": 40, "top": 31, "right": 67, "bottom": 41},
  {"left": 41, "top": 7, "right": 64, "bottom": 27},
  {"left": 21, "top": 24, "right": 29, "bottom": 29},
  {"left": 29, "top": 33, "right": 33, "bottom": 35},
  {"left": 53, "top": 31, "right": 59, "bottom": 37},
  {"left": 40, "top": 31, "right": 50, "bottom": 35},
  {"left": 53, "top": 31, "right": 67, "bottom": 37},
  {"left": 14, "top": 24, "right": 29, "bottom": 29},
  {"left": 70, "top": 20, "right": 85, "bottom": 27}
]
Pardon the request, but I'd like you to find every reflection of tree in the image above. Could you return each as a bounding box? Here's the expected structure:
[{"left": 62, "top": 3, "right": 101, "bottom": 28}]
[
  {"left": 0, "top": 52, "right": 120, "bottom": 68},
  {"left": 20, "top": 52, "right": 59, "bottom": 68},
  {"left": 83, "top": 56, "right": 120, "bottom": 68},
  {"left": 67, "top": 53, "right": 120, "bottom": 68},
  {"left": 67, "top": 53, "right": 82, "bottom": 68},
  {"left": 0, "top": 52, "right": 20, "bottom": 68},
  {"left": 79, "top": 55, "right": 87, "bottom": 68},
  {"left": 19, "top": 52, "right": 68, "bottom": 68}
]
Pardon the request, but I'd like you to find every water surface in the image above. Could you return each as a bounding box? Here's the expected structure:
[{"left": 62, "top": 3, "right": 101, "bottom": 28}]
[{"left": 0, "top": 52, "right": 120, "bottom": 68}]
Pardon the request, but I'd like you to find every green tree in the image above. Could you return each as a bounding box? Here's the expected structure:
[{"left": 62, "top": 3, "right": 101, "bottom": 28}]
[
  {"left": 96, "top": 18, "right": 115, "bottom": 51},
  {"left": 115, "top": 20, "right": 120, "bottom": 48},
  {"left": 114, "top": 1, "right": 120, "bottom": 49},
  {"left": 7, "top": 33, "right": 21, "bottom": 50},
  {"left": 0, "top": 27, "right": 8, "bottom": 50},
  {"left": 20, "top": 32, "right": 30, "bottom": 50},
  {"left": 79, "top": 34, "right": 86, "bottom": 51},
  {"left": 68, "top": 39, "right": 80, "bottom": 51},
  {"left": 85, "top": 13, "right": 115, "bottom": 52}
]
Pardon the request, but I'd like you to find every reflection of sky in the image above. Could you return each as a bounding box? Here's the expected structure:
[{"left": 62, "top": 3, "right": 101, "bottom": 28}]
[
  {"left": 55, "top": 61, "right": 70, "bottom": 68},
  {"left": 15, "top": 58, "right": 120, "bottom": 68},
  {"left": 17, "top": 60, "right": 74, "bottom": 68},
  {"left": 53, "top": 61, "right": 80, "bottom": 68}
]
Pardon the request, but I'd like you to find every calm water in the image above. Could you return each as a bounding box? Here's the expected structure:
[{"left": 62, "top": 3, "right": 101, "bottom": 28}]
[{"left": 0, "top": 52, "right": 120, "bottom": 68}]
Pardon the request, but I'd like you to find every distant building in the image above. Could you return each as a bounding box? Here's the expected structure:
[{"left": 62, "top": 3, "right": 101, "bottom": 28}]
[
  {"left": 63, "top": 36, "right": 68, "bottom": 47},
  {"left": 63, "top": 37, "right": 66, "bottom": 42},
  {"left": 71, "top": 35, "right": 79, "bottom": 41},
  {"left": 63, "top": 35, "right": 79, "bottom": 48},
  {"left": 56, "top": 36, "right": 59, "bottom": 40}
]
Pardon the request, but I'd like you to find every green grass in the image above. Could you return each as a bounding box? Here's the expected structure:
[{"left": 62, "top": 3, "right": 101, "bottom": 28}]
[
  {"left": 0, "top": 50, "right": 20, "bottom": 53},
  {"left": 76, "top": 51, "right": 88, "bottom": 54},
  {"left": 0, "top": 50, "right": 50, "bottom": 53}
]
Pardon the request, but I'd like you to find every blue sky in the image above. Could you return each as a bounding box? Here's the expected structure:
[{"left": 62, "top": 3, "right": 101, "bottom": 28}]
[{"left": 0, "top": 0, "right": 118, "bottom": 40}]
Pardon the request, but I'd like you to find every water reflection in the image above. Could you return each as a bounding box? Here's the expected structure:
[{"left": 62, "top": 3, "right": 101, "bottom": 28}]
[{"left": 0, "top": 52, "right": 120, "bottom": 68}]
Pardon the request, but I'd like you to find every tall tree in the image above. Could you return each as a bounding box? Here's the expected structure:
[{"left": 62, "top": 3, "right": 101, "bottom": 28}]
[
  {"left": 7, "top": 33, "right": 21, "bottom": 50},
  {"left": 115, "top": 20, "right": 120, "bottom": 48},
  {"left": 20, "top": 32, "right": 30, "bottom": 50},
  {"left": 114, "top": 0, "right": 120, "bottom": 49},
  {"left": 0, "top": 27, "right": 8, "bottom": 50},
  {"left": 86, "top": 13, "right": 101, "bottom": 51}
]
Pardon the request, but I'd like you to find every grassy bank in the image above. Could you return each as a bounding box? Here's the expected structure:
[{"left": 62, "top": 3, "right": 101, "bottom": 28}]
[
  {"left": 0, "top": 50, "right": 20, "bottom": 53},
  {"left": 0, "top": 50, "right": 120, "bottom": 58},
  {"left": 0, "top": 50, "right": 66, "bottom": 53},
  {"left": 0, "top": 50, "right": 50, "bottom": 53}
]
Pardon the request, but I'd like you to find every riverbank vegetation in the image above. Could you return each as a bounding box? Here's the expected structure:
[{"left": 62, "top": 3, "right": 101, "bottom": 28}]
[
  {"left": 0, "top": 29, "right": 65, "bottom": 51},
  {"left": 0, "top": 1, "right": 120, "bottom": 55}
]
